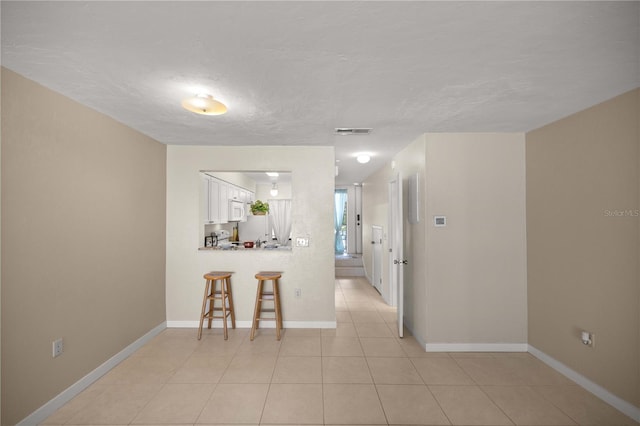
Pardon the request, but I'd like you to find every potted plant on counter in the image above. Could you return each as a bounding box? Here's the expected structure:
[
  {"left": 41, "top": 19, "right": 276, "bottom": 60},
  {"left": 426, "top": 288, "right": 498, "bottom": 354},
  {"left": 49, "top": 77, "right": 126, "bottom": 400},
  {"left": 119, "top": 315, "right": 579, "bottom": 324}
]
[{"left": 250, "top": 200, "right": 269, "bottom": 215}]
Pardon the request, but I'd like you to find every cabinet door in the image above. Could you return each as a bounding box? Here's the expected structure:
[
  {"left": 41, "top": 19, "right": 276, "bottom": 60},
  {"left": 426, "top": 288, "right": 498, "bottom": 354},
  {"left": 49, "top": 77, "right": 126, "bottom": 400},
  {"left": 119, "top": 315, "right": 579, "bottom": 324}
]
[
  {"left": 201, "top": 174, "right": 211, "bottom": 224},
  {"left": 208, "top": 178, "right": 221, "bottom": 224},
  {"left": 228, "top": 187, "right": 238, "bottom": 200},
  {"left": 219, "top": 182, "right": 229, "bottom": 223}
]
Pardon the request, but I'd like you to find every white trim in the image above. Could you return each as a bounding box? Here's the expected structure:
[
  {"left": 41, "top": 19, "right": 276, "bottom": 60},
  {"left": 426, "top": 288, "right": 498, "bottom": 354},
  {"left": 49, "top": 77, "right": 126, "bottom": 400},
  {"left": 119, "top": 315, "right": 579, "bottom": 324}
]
[
  {"left": 17, "top": 322, "right": 167, "bottom": 426},
  {"left": 425, "top": 343, "right": 528, "bottom": 352},
  {"left": 166, "top": 320, "right": 337, "bottom": 329},
  {"left": 528, "top": 345, "right": 640, "bottom": 422},
  {"left": 403, "top": 322, "right": 426, "bottom": 347}
]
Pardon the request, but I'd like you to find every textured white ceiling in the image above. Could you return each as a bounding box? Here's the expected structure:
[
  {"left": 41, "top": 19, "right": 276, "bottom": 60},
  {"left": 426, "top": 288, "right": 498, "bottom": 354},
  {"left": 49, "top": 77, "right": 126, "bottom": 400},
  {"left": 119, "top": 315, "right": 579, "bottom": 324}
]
[{"left": 2, "top": 1, "right": 639, "bottom": 184}]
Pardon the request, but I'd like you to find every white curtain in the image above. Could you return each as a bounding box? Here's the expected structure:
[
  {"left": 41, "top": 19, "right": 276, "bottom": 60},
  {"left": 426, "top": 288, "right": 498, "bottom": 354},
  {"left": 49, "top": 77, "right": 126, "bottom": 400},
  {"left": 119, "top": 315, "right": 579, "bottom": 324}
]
[{"left": 269, "top": 199, "right": 292, "bottom": 246}]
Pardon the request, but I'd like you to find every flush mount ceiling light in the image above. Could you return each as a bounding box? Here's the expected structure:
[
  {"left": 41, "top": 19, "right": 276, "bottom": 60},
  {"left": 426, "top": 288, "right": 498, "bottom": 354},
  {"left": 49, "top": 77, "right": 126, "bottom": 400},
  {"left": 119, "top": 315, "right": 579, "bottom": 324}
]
[
  {"left": 270, "top": 182, "right": 279, "bottom": 197},
  {"left": 265, "top": 172, "right": 279, "bottom": 177},
  {"left": 356, "top": 154, "right": 371, "bottom": 164},
  {"left": 181, "top": 94, "right": 227, "bottom": 115}
]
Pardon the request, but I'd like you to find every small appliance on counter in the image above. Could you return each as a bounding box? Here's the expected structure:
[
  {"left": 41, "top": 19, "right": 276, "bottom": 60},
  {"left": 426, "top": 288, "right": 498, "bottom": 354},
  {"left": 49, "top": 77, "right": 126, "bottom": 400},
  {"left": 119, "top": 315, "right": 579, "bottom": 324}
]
[{"left": 213, "top": 230, "right": 231, "bottom": 247}]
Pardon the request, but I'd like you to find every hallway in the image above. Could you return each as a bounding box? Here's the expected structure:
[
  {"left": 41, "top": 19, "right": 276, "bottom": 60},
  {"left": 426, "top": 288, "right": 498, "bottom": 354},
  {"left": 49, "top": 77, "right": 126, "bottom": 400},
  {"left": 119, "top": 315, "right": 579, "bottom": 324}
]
[{"left": 40, "top": 277, "right": 637, "bottom": 425}]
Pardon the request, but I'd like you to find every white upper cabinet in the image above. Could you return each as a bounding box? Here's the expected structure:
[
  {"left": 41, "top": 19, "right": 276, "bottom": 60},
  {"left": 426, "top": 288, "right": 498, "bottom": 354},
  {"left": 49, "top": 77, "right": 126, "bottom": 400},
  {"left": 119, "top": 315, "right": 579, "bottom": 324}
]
[
  {"left": 201, "top": 174, "right": 211, "bottom": 224},
  {"left": 201, "top": 173, "right": 254, "bottom": 224},
  {"left": 228, "top": 186, "right": 240, "bottom": 201},
  {"left": 219, "top": 182, "right": 229, "bottom": 223},
  {"left": 202, "top": 175, "right": 228, "bottom": 225}
]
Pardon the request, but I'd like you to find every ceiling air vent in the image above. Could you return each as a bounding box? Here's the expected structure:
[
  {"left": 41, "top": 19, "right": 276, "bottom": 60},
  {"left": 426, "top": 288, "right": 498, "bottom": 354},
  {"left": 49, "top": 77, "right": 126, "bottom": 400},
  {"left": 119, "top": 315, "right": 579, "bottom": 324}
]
[{"left": 335, "top": 128, "right": 372, "bottom": 136}]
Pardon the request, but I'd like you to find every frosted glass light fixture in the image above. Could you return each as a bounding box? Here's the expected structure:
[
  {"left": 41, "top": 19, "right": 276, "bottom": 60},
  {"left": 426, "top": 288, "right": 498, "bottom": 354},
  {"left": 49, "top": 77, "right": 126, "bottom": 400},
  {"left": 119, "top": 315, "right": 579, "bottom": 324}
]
[
  {"left": 270, "top": 183, "right": 279, "bottom": 196},
  {"left": 181, "top": 94, "right": 227, "bottom": 115},
  {"left": 356, "top": 154, "right": 371, "bottom": 164}
]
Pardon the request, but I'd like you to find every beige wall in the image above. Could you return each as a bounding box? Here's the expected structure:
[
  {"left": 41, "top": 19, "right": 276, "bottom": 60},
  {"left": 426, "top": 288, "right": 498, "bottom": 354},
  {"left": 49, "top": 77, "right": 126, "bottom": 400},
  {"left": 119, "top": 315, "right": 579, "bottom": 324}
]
[
  {"left": 527, "top": 89, "right": 640, "bottom": 407},
  {"left": 1, "top": 68, "right": 167, "bottom": 425},
  {"left": 424, "top": 133, "right": 528, "bottom": 345},
  {"left": 166, "top": 146, "right": 335, "bottom": 327},
  {"left": 363, "top": 133, "right": 528, "bottom": 348}
]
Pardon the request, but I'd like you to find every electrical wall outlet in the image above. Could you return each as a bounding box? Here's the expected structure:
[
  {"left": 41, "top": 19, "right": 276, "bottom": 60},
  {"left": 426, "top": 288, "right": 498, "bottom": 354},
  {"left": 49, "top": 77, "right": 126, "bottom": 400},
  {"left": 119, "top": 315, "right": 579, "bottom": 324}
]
[
  {"left": 294, "top": 288, "right": 302, "bottom": 298},
  {"left": 295, "top": 237, "right": 309, "bottom": 247},
  {"left": 581, "top": 331, "right": 595, "bottom": 347},
  {"left": 52, "top": 338, "right": 63, "bottom": 358}
]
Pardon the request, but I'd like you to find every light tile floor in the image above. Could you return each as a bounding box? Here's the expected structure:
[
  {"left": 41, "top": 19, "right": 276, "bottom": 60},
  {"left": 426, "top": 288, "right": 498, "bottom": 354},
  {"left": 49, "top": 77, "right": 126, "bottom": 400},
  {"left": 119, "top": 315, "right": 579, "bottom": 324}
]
[{"left": 42, "top": 277, "right": 638, "bottom": 426}]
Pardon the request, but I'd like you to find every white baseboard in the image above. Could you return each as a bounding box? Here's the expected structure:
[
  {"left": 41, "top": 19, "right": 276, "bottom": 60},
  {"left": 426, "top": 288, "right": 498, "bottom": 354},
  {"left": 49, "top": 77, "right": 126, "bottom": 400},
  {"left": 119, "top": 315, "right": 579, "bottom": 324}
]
[
  {"left": 17, "top": 322, "right": 167, "bottom": 426},
  {"left": 167, "top": 320, "right": 337, "bottom": 329},
  {"left": 528, "top": 345, "right": 640, "bottom": 422},
  {"left": 425, "top": 343, "right": 528, "bottom": 352}
]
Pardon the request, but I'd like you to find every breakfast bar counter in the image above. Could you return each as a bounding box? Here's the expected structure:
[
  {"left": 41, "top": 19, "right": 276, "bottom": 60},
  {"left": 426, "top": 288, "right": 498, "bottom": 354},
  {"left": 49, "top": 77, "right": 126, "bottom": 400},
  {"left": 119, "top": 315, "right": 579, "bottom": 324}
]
[{"left": 198, "top": 245, "right": 292, "bottom": 251}]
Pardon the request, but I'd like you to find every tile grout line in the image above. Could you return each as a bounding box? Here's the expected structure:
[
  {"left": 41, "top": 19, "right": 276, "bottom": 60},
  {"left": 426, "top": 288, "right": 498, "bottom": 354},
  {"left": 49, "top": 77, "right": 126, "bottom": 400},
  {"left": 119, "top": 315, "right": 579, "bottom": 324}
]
[
  {"left": 449, "top": 353, "right": 517, "bottom": 425},
  {"left": 529, "top": 384, "right": 588, "bottom": 426},
  {"left": 353, "top": 278, "right": 391, "bottom": 426},
  {"left": 423, "top": 381, "right": 454, "bottom": 426},
  {"left": 451, "top": 355, "right": 535, "bottom": 426},
  {"left": 260, "top": 325, "right": 283, "bottom": 425},
  {"left": 193, "top": 332, "right": 240, "bottom": 425}
]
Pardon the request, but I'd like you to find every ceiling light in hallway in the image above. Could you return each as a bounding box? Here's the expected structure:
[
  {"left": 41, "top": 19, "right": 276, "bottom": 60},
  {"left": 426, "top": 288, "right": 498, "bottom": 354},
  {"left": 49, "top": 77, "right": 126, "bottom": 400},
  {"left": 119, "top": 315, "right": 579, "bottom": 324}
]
[{"left": 356, "top": 154, "right": 371, "bottom": 164}]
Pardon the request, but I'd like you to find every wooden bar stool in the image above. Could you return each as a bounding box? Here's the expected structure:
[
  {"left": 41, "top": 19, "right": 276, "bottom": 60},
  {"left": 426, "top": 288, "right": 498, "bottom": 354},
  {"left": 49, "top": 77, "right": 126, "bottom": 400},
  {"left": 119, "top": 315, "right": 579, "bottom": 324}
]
[
  {"left": 250, "top": 271, "right": 283, "bottom": 341},
  {"left": 198, "top": 271, "right": 236, "bottom": 340}
]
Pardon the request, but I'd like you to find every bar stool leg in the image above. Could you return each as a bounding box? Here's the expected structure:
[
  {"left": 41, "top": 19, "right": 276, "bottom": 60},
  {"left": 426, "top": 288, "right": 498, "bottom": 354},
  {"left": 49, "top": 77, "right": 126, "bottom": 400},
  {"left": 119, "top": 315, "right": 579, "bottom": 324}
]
[
  {"left": 226, "top": 276, "right": 236, "bottom": 328},
  {"left": 209, "top": 280, "right": 217, "bottom": 330},
  {"left": 272, "top": 279, "right": 282, "bottom": 340},
  {"left": 217, "top": 279, "right": 227, "bottom": 340},
  {"left": 198, "top": 279, "right": 211, "bottom": 340},
  {"left": 250, "top": 279, "right": 264, "bottom": 341}
]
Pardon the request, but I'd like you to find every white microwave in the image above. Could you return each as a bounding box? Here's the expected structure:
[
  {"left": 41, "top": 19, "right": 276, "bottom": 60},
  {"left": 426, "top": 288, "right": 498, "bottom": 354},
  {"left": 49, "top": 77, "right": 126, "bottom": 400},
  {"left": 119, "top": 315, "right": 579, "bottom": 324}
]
[{"left": 228, "top": 200, "right": 246, "bottom": 222}]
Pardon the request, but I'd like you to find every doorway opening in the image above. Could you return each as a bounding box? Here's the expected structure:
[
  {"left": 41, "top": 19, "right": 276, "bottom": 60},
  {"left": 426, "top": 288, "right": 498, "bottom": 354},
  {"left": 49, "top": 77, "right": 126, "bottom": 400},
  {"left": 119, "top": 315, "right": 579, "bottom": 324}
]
[
  {"left": 334, "top": 185, "right": 363, "bottom": 256},
  {"left": 334, "top": 186, "right": 365, "bottom": 277},
  {"left": 334, "top": 189, "right": 348, "bottom": 255}
]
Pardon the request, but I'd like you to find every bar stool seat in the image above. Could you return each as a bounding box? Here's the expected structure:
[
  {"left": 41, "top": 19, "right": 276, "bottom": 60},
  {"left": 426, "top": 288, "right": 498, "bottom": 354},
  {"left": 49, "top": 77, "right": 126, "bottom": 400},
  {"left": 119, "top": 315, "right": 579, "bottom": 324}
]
[
  {"left": 250, "top": 271, "right": 283, "bottom": 340},
  {"left": 198, "top": 271, "right": 236, "bottom": 340}
]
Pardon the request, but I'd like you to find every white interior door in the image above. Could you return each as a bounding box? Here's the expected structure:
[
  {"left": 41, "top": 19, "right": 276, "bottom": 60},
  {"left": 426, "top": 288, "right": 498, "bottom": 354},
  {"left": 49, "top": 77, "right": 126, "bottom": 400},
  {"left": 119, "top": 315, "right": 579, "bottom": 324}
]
[
  {"left": 389, "top": 173, "right": 404, "bottom": 338},
  {"left": 371, "top": 225, "right": 383, "bottom": 294}
]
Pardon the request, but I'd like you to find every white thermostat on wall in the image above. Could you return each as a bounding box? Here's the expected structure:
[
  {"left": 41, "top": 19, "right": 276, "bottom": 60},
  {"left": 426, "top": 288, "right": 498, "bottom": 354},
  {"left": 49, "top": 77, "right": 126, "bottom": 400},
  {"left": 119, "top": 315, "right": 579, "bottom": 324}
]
[{"left": 434, "top": 216, "right": 446, "bottom": 227}]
